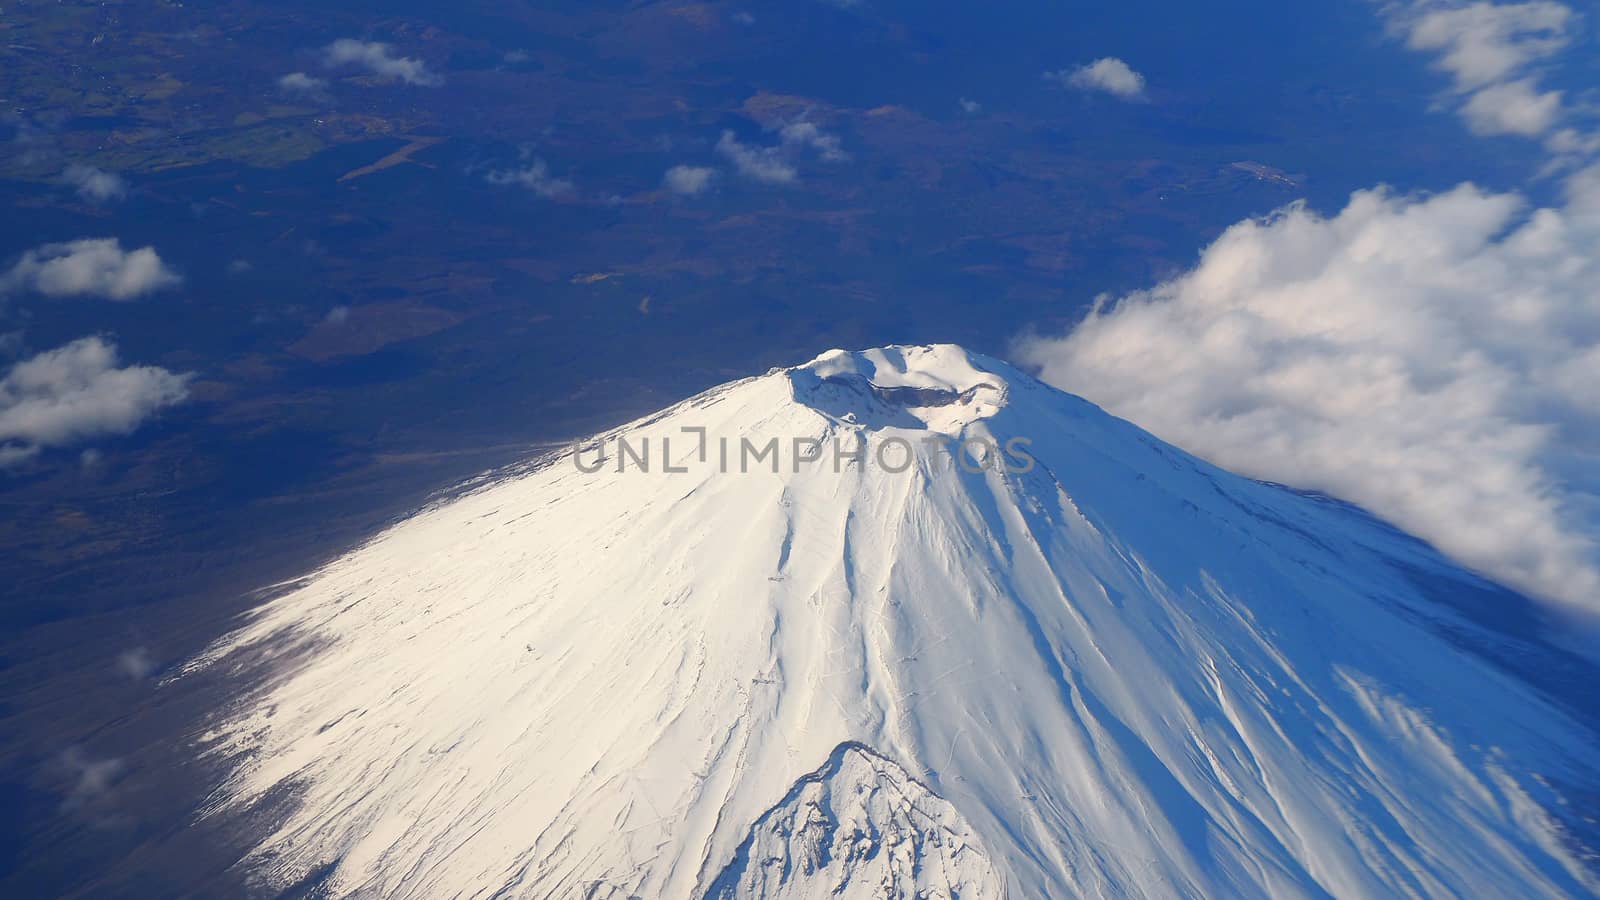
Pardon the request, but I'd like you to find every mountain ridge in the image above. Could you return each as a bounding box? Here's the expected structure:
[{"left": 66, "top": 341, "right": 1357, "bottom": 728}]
[{"left": 706, "top": 740, "right": 1001, "bottom": 899}]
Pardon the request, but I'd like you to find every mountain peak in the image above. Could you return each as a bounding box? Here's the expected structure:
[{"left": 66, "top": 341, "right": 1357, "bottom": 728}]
[
  {"left": 793, "top": 344, "right": 1003, "bottom": 396},
  {"left": 185, "top": 347, "right": 1599, "bottom": 899},
  {"left": 785, "top": 344, "right": 1010, "bottom": 434}
]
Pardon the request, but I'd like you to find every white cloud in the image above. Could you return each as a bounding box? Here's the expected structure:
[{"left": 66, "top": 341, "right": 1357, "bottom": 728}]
[
  {"left": 0, "top": 337, "right": 192, "bottom": 465},
  {"left": 57, "top": 748, "right": 125, "bottom": 818},
  {"left": 322, "top": 39, "right": 440, "bottom": 86},
  {"left": 1047, "top": 57, "right": 1146, "bottom": 100},
  {"left": 1394, "top": 1, "right": 1578, "bottom": 142},
  {"left": 485, "top": 157, "right": 575, "bottom": 198},
  {"left": 1461, "top": 78, "right": 1563, "bottom": 135},
  {"left": 278, "top": 71, "right": 329, "bottom": 94},
  {"left": 1405, "top": 1, "right": 1571, "bottom": 90},
  {"left": 663, "top": 165, "right": 716, "bottom": 196},
  {"left": 1569, "top": 162, "right": 1600, "bottom": 212},
  {"left": 1546, "top": 128, "right": 1600, "bottom": 160},
  {"left": 959, "top": 97, "right": 982, "bottom": 114},
  {"left": 717, "top": 132, "right": 796, "bottom": 183},
  {"left": 1016, "top": 170, "right": 1600, "bottom": 615},
  {"left": 61, "top": 165, "right": 126, "bottom": 204},
  {"left": 777, "top": 121, "right": 848, "bottom": 162},
  {"left": 1, "top": 239, "right": 180, "bottom": 300},
  {"left": 715, "top": 120, "right": 847, "bottom": 184}
]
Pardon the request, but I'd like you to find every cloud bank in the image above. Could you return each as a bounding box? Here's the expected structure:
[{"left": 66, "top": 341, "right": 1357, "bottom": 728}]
[
  {"left": 323, "top": 39, "right": 440, "bottom": 86},
  {"left": 1017, "top": 169, "right": 1600, "bottom": 615},
  {"left": 0, "top": 337, "right": 192, "bottom": 465},
  {"left": 2, "top": 239, "right": 180, "bottom": 300},
  {"left": 1046, "top": 58, "right": 1146, "bottom": 100}
]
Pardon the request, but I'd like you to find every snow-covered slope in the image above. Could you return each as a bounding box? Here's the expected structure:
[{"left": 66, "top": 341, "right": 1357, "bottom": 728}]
[{"left": 188, "top": 344, "right": 1599, "bottom": 898}]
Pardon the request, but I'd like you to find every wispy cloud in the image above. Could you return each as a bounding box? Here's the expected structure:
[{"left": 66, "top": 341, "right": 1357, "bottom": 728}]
[
  {"left": 663, "top": 165, "right": 717, "bottom": 196},
  {"left": 1393, "top": 1, "right": 1584, "bottom": 151},
  {"left": 1046, "top": 57, "right": 1146, "bottom": 100},
  {"left": 485, "top": 156, "right": 575, "bottom": 198},
  {"left": 1460, "top": 77, "right": 1563, "bottom": 135},
  {"left": 57, "top": 748, "right": 125, "bottom": 814},
  {"left": 1016, "top": 167, "right": 1600, "bottom": 615},
  {"left": 1404, "top": 1, "right": 1571, "bottom": 89},
  {"left": 278, "top": 71, "right": 329, "bottom": 95},
  {"left": 61, "top": 165, "right": 126, "bottom": 204},
  {"left": 776, "top": 121, "right": 847, "bottom": 162},
  {"left": 7, "top": 113, "right": 62, "bottom": 169},
  {"left": 0, "top": 337, "right": 192, "bottom": 466},
  {"left": 116, "top": 646, "right": 156, "bottom": 680},
  {"left": 715, "top": 120, "right": 848, "bottom": 184},
  {"left": 717, "top": 132, "right": 796, "bottom": 183},
  {"left": 323, "top": 39, "right": 441, "bottom": 86},
  {"left": 2, "top": 239, "right": 180, "bottom": 301}
]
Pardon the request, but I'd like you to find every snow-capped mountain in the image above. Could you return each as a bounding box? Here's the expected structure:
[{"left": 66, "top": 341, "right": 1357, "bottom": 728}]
[{"left": 187, "top": 344, "right": 1599, "bottom": 898}]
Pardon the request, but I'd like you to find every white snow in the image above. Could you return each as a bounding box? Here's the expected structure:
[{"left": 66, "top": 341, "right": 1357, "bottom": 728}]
[{"left": 186, "top": 344, "right": 1599, "bottom": 898}]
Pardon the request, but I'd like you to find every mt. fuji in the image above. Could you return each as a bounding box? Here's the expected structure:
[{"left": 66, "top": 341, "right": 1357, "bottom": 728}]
[{"left": 186, "top": 345, "right": 1599, "bottom": 898}]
